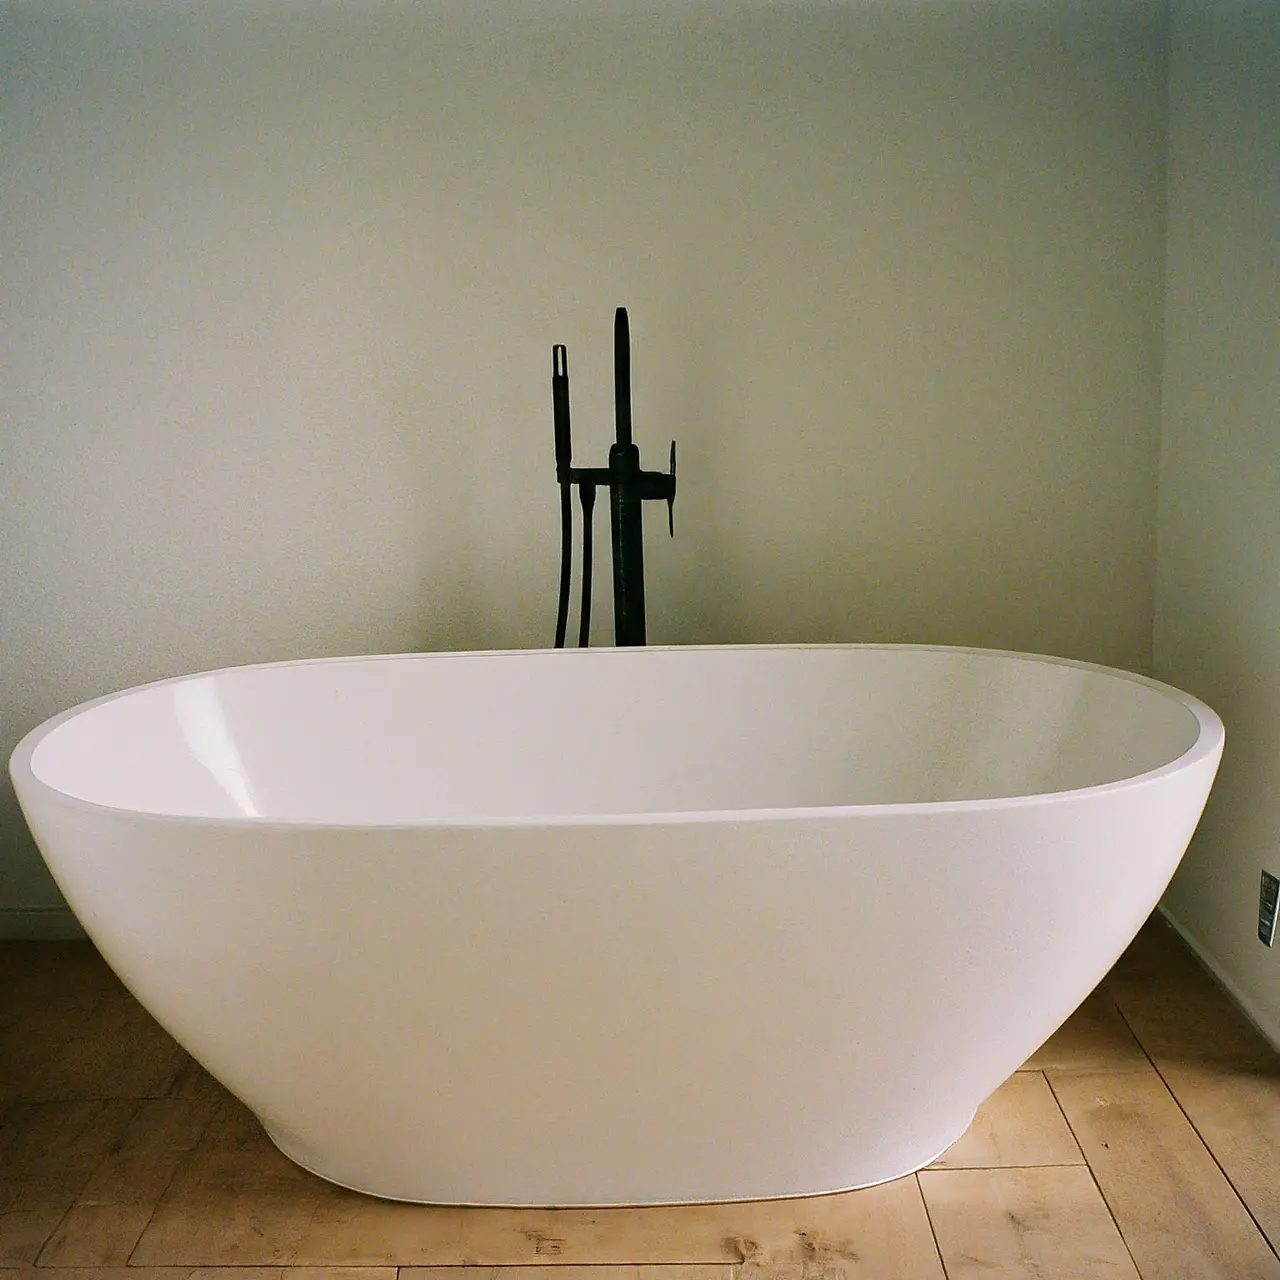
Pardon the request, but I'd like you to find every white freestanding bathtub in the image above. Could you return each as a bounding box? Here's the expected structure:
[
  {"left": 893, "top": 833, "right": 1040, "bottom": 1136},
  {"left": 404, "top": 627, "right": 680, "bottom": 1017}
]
[{"left": 11, "top": 644, "right": 1222, "bottom": 1207}]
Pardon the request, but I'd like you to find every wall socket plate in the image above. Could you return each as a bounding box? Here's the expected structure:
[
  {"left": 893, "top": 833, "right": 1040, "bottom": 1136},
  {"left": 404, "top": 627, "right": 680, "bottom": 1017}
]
[{"left": 1260, "top": 870, "right": 1279, "bottom": 948}]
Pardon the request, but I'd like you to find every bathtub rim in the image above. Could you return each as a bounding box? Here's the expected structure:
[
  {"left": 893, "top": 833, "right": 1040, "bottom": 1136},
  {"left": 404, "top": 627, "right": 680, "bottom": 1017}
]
[{"left": 10, "top": 642, "right": 1225, "bottom": 832}]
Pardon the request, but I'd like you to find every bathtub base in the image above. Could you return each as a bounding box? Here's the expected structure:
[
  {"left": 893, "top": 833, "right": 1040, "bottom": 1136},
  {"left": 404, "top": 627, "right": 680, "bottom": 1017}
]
[{"left": 260, "top": 1111, "right": 978, "bottom": 1208}]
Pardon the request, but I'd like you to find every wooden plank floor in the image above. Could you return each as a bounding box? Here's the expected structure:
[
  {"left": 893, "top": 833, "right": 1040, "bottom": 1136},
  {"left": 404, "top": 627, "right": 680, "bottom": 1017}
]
[{"left": 2, "top": 916, "right": 1277, "bottom": 1279}]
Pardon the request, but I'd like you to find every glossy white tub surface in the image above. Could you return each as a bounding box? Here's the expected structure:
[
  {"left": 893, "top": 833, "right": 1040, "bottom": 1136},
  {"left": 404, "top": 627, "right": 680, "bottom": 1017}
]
[{"left": 11, "top": 644, "right": 1222, "bottom": 1206}]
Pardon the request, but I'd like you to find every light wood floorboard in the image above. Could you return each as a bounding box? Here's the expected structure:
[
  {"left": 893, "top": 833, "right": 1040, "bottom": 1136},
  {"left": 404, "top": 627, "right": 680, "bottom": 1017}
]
[
  {"left": 1049, "top": 1067, "right": 1280, "bottom": 1279},
  {"left": 1106, "top": 923, "right": 1278, "bottom": 1070},
  {"left": 1103, "top": 919, "right": 1280, "bottom": 1254},
  {"left": 918, "top": 1166, "right": 1140, "bottom": 1279},
  {"left": 0, "top": 917, "right": 1277, "bottom": 1279},
  {"left": 128, "top": 1104, "right": 330, "bottom": 1267},
  {"left": 927, "top": 1070, "right": 1082, "bottom": 1169},
  {"left": 1020, "top": 989, "right": 1150, "bottom": 1076},
  {"left": 287, "top": 1175, "right": 941, "bottom": 1271},
  {"left": 0, "top": 1272, "right": 396, "bottom": 1280},
  {"left": 1150, "top": 1060, "right": 1280, "bottom": 1253},
  {"left": 37, "top": 1100, "right": 217, "bottom": 1267},
  {"left": 0, "top": 1102, "right": 141, "bottom": 1267}
]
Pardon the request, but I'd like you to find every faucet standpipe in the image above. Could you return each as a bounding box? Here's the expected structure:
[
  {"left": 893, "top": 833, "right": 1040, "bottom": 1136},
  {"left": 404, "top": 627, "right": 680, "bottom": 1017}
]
[{"left": 551, "top": 307, "right": 676, "bottom": 648}]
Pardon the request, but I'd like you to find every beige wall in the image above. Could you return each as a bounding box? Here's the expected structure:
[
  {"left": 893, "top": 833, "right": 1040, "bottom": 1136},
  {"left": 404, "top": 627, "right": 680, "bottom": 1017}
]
[
  {"left": 0, "top": 1, "right": 1169, "bottom": 928},
  {"left": 1155, "top": 1, "right": 1280, "bottom": 1044}
]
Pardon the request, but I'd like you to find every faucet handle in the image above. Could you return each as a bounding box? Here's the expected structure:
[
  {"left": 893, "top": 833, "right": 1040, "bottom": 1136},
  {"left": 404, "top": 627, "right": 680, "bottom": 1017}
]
[
  {"left": 667, "top": 440, "right": 677, "bottom": 537},
  {"left": 636, "top": 442, "right": 677, "bottom": 532}
]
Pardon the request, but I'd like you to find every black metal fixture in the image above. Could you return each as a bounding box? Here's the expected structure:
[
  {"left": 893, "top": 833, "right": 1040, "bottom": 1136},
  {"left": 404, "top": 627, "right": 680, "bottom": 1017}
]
[{"left": 552, "top": 307, "right": 676, "bottom": 647}]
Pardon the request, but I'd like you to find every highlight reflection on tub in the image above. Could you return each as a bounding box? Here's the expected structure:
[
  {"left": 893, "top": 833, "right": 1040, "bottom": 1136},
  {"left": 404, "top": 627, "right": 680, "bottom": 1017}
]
[{"left": 10, "top": 644, "right": 1222, "bottom": 1207}]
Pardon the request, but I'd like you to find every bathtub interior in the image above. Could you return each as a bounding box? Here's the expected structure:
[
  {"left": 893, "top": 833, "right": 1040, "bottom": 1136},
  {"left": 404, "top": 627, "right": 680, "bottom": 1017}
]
[{"left": 23, "top": 647, "right": 1203, "bottom": 824}]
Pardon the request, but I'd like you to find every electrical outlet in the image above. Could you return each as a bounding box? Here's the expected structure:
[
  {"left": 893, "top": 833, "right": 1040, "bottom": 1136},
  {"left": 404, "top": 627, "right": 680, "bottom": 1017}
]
[{"left": 1260, "top": 870, "right": 1279, "bottom": 947}]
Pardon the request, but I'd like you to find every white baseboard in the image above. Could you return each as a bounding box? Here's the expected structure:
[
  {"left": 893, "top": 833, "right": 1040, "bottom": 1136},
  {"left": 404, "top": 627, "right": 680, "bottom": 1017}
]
[
  {"left": 0, "top": 906, "right": 86, "bottom": 940},
  {"left": 1159, "top": 904, "right": 1280, "bottom": 1053}
]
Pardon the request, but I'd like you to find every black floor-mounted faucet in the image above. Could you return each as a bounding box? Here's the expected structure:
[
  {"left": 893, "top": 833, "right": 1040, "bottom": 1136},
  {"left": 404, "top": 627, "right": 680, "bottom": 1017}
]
[{"left": 551, "top": 307, "right": 676, "bottom": 647}]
